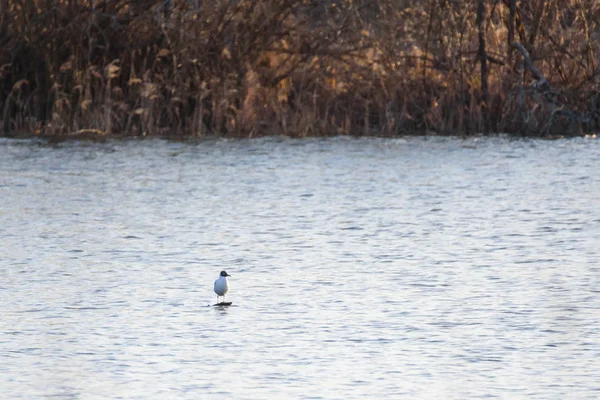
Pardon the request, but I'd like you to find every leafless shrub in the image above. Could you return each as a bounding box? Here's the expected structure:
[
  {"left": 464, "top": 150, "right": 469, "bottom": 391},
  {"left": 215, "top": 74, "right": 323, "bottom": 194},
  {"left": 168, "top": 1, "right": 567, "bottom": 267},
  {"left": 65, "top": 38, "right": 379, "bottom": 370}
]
[{"left": 0, "top": 0, "right": 599, "bottom": 138}]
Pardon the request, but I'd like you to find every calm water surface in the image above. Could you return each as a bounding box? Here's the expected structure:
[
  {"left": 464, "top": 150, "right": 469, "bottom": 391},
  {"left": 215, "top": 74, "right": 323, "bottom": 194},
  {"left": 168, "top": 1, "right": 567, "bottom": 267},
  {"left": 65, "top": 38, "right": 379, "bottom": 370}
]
[{"left": 1, "top": 136, "right": 599, "bottom": 399}]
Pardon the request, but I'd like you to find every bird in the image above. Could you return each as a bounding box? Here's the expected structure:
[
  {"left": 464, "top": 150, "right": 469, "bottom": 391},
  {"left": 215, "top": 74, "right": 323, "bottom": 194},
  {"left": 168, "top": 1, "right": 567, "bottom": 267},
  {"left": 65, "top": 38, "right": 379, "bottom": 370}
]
[{"left": 214, "top": 270, "right": 231, "bottom": 303}]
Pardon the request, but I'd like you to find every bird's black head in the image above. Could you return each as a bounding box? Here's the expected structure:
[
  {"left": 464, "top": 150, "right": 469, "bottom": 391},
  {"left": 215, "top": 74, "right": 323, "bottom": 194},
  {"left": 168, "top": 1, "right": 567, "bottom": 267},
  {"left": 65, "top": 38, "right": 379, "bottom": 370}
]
[{"left": 220, "top": 270, "right": 231, "bottom": 277}]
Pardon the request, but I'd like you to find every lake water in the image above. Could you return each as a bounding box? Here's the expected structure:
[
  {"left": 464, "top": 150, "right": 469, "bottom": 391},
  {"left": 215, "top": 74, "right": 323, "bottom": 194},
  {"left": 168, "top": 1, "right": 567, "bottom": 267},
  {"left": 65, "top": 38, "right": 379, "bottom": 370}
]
[{"left": 1, "top": 136, "right": 599, "bottom": 399}]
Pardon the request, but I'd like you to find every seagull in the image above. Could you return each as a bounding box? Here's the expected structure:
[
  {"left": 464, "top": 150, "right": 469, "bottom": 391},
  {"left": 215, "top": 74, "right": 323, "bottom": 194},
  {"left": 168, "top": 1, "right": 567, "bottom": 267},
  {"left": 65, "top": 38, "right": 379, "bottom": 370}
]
[{"left": 214, "top": 270, "right": 231, "bottom": 303}]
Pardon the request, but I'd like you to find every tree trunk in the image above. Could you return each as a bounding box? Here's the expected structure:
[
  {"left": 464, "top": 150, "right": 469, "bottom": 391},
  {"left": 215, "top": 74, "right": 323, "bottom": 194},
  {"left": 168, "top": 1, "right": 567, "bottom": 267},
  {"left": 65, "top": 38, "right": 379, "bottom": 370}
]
[
  {"left": 477, "top": 0, "right": 489, "bottom": 123},
  {"left": 507, "top": 0, "right": 516, "bottom": 49}
]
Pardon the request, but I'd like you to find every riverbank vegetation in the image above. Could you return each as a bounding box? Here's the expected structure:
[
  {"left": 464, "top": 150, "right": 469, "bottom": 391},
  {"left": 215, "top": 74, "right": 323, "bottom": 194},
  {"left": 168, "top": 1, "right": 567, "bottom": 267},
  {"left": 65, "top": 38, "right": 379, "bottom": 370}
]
[{"left": 1, "top": 0, "right": 599, "bottom": 138}]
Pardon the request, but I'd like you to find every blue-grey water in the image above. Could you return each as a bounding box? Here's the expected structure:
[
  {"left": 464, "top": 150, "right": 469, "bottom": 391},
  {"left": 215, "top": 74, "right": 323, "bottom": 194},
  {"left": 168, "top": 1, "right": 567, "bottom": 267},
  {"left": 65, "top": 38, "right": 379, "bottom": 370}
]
[{"left": 1, "top": 136, "right": 599, "bottom": 399}]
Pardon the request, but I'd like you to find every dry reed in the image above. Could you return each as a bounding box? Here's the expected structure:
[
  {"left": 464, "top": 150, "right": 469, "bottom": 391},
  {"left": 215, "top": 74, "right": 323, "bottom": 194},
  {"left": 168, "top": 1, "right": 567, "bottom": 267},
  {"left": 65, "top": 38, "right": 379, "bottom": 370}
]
[{"left": 1, "top": 0, "right": 599, "bottom": 139}]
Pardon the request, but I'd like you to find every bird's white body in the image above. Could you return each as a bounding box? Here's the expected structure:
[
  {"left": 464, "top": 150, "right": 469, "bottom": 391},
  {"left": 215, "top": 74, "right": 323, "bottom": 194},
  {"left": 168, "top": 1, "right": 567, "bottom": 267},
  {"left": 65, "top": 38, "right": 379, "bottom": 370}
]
[
  {"left": 214, "top": 270, "right": 231, "bottom": 304},
  {"left": 214, "top": 276, "right": 230, "bottom": 297}
]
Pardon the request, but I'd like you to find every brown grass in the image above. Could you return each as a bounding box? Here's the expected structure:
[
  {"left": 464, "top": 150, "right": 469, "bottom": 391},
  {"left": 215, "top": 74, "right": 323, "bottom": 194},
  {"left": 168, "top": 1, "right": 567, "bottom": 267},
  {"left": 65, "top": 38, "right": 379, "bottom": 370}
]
[{"left": 1, "top": 0, "right": 599, "bottom": 138}]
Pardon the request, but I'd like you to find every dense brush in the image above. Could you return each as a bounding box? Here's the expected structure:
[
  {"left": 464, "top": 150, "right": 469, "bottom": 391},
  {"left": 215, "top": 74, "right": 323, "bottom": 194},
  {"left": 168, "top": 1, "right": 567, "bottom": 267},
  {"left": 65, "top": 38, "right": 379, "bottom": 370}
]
[{"left": 1, "top": 0, "right": 599, "bottom": 138}]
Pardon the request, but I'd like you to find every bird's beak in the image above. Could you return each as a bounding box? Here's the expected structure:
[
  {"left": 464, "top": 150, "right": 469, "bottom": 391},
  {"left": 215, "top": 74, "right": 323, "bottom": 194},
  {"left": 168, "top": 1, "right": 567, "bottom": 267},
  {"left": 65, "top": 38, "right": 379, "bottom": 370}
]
[{"left": 227, "top": 274, "right": 232, "bottom": 277}]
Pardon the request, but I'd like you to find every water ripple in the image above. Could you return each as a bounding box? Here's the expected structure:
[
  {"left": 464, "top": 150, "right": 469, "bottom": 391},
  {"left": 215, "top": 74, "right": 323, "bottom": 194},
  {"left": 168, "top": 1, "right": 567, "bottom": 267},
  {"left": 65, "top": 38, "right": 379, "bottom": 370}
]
[{"left": 1, "top": 137, "right": 599, "bottom": 399}]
